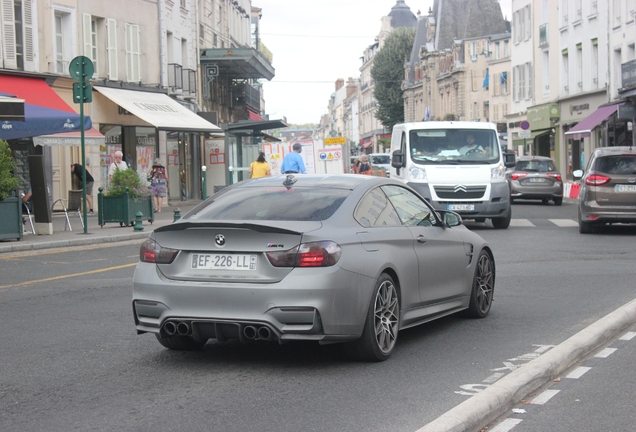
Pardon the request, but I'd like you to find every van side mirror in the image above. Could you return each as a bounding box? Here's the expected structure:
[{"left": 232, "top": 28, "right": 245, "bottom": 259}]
[
  {"left": 392, "top": 150, "right": 405, "bottom": 168},
  {"left": 503, "top": 150, "right": 516, "bottom": 168}
]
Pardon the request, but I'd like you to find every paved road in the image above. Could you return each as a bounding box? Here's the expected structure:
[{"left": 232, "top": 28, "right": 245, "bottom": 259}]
[{"left": 1, "top": 200, "right": 635, "bottom": 432}]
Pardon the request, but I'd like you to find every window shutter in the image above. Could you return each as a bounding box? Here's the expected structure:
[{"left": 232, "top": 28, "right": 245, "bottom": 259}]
[
  {"left": 23, "top": 0, "right": 34, "bottom": 70},
  {"left": 1, "top": 0, "right": 17, "bottom": 68},
  {"left": 132, "top": 25, "right": 140, "bottom": 82},
  {"left": 107, "top": 18, "right": 118, "bottom": 80},
  {"left": 83, "top": 14, "right": 92, "bottom": 57}
]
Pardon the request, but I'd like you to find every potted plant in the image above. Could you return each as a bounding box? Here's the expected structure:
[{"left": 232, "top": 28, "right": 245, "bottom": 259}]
[
  {"left": 0, "top": 139, "right": 22, "bottom": 240},
  {"left": 97, "top": 168, "right": 154, "bottom": 227}
]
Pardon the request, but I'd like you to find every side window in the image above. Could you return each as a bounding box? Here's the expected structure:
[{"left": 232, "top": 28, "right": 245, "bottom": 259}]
[
  {"left": 354, "top": 187, "right": 401, "bottom": 227},
  {"left": 381, "top": 185, "right": 436, "bottom": 227},
  {"left": 401, "top": 131, "right": 407, "bottom": 155}
]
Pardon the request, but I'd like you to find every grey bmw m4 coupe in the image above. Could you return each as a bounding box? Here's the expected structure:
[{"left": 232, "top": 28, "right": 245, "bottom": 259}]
[{"left": 133, "top": 174, "right": 495, "bottom": 361}]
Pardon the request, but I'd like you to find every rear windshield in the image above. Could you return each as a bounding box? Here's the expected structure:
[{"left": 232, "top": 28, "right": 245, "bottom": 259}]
[
  {"left": 188, "top": 187, "right": 349, "bottom": 221},
  {"left": 593, "top": 155, "right": 636, "bottom": 175},
  {"left": 515, "top": 160, "right": 557, "bottom": 172},
  {"left": 371, "top": 155, "right": 390, "bottom": 165}
]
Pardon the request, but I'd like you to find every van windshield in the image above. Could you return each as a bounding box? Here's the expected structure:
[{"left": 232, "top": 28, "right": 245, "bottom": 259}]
[{"left": 409, "top": 129, "right": 501, "bottom": 165}]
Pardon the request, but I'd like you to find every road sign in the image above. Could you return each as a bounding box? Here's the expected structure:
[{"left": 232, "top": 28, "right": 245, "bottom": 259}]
[
  {"left": 73, "top": 82, "right": 93, "bottom": 103},
  {"left": 519, "top": 130, "right": 531, "bottom": 138},
  {"left": 69, "top": 56, "right": 94, "bottom": 83},
  {"left": 520, "top": 120, "right": 530, "bottom": 130},
  {"left": 324, "top": 137, "right": 346, "bottom": 145},
  {"left": 317, "top": 149, "right": 342, "bottom": 160}
]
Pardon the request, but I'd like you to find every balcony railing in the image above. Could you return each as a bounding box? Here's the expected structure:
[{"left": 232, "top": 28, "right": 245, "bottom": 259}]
[
  {"left": 167, "top": 63, "right": 183, "bottom": 90},
  {"left": 182, "top": 68, "right": 197, "bottom": 96},
  {"left": 231, "top": 81, "right": 261, "bottom": 112},
  {"left": 539, "top": 23, "right": 549, "bottom": 47}
]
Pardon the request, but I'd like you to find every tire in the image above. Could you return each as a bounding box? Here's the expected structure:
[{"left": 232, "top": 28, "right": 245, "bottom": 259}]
[
  {"left": 491, "top": 206, "right": 511, "bottom": 229},
  {"left": 464, "top": 250, "right": 495, "bottom": 318},
  {"left": 350, "top": 274, "right": 400, "bottom": 362},
  {"left": 155, "top": 333, "right": 207, "bottom": 351},
  {"left": 553, "top": 197, "right": 563, "bottom": 206},
  {"left": 578, "top": 209, "right": 595, "bottom": 234}
]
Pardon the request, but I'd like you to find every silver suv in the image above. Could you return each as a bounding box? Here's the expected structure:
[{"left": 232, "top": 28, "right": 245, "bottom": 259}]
[{"left": 573, "top": 146, "right": 636, "bottom": 233}]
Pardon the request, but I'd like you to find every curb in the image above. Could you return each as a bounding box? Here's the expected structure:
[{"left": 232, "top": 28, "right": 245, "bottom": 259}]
[
  {"left": 416, "top": 297, "right": 636, "bottom": 432},
  {"left": 0, "top": 231, "right": 151, "bottom": 254}
]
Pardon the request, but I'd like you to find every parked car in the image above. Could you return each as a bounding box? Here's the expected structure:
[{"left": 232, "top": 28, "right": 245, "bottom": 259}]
[
  {"left": 507, "top": 156, "right": 564, "bottom": 205},
  {"left": 573, "top": 146, "right": 636, "bottom": 234},
  {"left": 369, "top": 153, "right": 391, "bottom": 176},
  {"left": 133, "top": 174, "right": 496, "bottom": 361}
]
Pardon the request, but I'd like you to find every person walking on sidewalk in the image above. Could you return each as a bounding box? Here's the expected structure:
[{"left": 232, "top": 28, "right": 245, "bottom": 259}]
[
  {"left": 70, "top": 163, "right": 95, "bottom": 215},
  {"left": 148, "top": 158, "right": 168, "bottom": 213},
  {"left": 281, "top": 143, "right": 306, "bottom": 174},
  {"left": 108, "top": 151, "right": 128, "bottom": 180},
  {"left": 248, "top": 152, "right": 271, "bottom": 178}
]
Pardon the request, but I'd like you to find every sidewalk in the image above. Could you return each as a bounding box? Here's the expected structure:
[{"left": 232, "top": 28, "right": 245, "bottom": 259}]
[{"left": 0, "top": 200, "right": 201, "bottom": 254}]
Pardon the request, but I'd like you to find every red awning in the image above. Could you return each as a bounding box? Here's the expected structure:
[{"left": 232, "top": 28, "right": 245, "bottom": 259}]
[
  {"left": 565, "top": 103, "right": 624, "bottom": 140},
  {"left": 248, "top": 110, "right": 264, "bottom": 121},
  {"left": 360, "top": 142, "right": 373, "bottom": 149}
]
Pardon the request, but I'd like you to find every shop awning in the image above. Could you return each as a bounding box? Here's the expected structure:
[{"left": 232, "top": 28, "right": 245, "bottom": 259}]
[
  {"left": 565, "top": 103, "right": 624, "bottom": 140},
  {"left": 248, "top": 109, "right": 264, "bottom": 121},
  {"left": 94, "top": 86, "right": 222, "bottom": 133},
  {"left": 0, "top": 75, "right": 92, "bottom": 140},
  {"left": 360, "top": 142, "right": 373, "bottom": 149},
  {"left": 32, "top": 127, "right": 105, "bottom": 147}
]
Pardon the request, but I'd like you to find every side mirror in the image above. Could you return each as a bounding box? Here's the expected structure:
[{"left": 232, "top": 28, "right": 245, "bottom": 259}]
[
  {"left": 572, "top": 169, "right": 584, "bottom": 179},
  {"left": 391, "top": 150, "right": 405, "bottom": 168},
  {"left": 503, "top": 150, "right": 516, "bottom": 168},
  {"left": 438, "top": 210, "right": 462, "bottom": 227}
]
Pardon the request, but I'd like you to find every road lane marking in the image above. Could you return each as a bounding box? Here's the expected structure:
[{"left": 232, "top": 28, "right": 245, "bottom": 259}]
[
  {"left": 549, "top": 219, "right": 579, "bottom": 227},
  {"left": 566, "top": 366, "right": 592, "bottom": 379},
  {"left": 510, "top": 219, "right": 535, "bottom": 227},
  {"left": 619, "top": 331, "right": 636, "bottom": 340},
  {"left": 594, "top": 347, "right": 617, "bottom": 358},
  {"left": 530, "top": 389, "right": 560, "bottom": 405},
  {"left": 490, "top": 418, "right": 522, "bottom": 432},
  {"left": 0, "top": 262, "right": 137, "bottom": 289}
]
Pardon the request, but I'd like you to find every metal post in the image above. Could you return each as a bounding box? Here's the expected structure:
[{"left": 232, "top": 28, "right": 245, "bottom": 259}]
[
  {"left": 201, "top": 165, "right": 207, "bottom": 200},
  {"left": 79, "top": 61, "right": 87, "bottom": 234}
]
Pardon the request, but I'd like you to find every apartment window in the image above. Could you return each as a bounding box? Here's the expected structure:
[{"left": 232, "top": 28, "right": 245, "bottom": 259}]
[
  {"left": 504, "top": 40, "right": 509, "bottom": 57},
  {"left": 542, "top": 0, "right": 549, "bottom": 23},
  {"left": 13, "top": 0, "right": 24, "bottom": 69},
  {"left": 473, "top": 102, "right": 478, "bottom": 119},
  {"left": 629, "top": 43, "right": 636, "bottom": 61},
  {"left": 592, "top": 39, "right": 599, "bottom": 88},
  {"left": 495, "top": 41, "right": 500, "bottom": 59},
  {"left": 82, "top": 14, "right": 99, "bottom": 77},
  {"left": 472, "top": 69, "right": 479, "bottom": 91},
  {"left": 513, "top": 67, "right": 518, "bottom": 101},
  {"left": 590, "top": 0, "right": 598, "bottom": 14},
  {"left": 526, "top": 62, "right": 533, "bottom": 99},
  {"left": 575, "top": 0, "right": 582, "bottom": 21},
  {"left": 525, "top": 5, "right": 531, "bottom": 39},
  {"left": 501, "top": 71, "right": 508, "bottom": 94},
  {"left": 54, "top": 13, "right": 65, "bottom": 73},
  {"left": 520, "top": 65, "right": 526, "bottom": 100},
  {"left": 518, "top": 8, "right": 525, "bottom": 42},
  {"left": 493, "top": 104, "right": 499, "bottom": 122},
  {"left": 614, "top": 49, "right": 622, "bottom": 93},
  {"left": 107, "top": 18, "right": 117, "bottom": 80},
  {"left": 562, "top": 50, "right": 569, "bottom": 94},
  {"left": 493, "top": 72, "right": 500, "bottom": 95},
  {"left": 562, "top": 0, "right": 568, "bottom": 27},
  {"left": 613, "top": 0, "right": 621, "bottom": 27},
  {"left": 502, "top": 103, "right": 508, "bottom": 118},
  {"left": 628, "top": 0, "right": 636, "bottom": 23},
  {"left": 576, "top": 43, "right": 583, "bottom": 90},
  {"left": 125, "top": 23, "right": 140, "bottom": 82},
  {"left": 440, "top": 93, "right": 444, "bottom": 114},
  {"left": 542, "top": 50, "right": 550, "bottom": 95},
  {"left": 181, "top": 38, "right": 188, "bottom": 68}
]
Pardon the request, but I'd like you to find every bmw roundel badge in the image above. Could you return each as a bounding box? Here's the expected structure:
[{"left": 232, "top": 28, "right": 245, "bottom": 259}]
[{"left": 215, "top": 234, "right": 226, "bottom": 246}]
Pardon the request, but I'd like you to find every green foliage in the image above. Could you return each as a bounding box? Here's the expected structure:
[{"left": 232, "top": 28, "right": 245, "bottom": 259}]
[
  {"left": 106, "top": 168, "right": 150, "bottom": 198},
  {"left": 0, "top": 140, "right": 19, "bottom": 200},
  {"left": 371, "top": 27, "right": 416, "bottom": 131}
]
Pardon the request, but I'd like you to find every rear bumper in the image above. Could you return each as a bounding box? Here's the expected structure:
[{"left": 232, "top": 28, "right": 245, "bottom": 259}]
[
  {"left": 511, "top": 181, "right": 563, "bottom": 199},
  {"left": 132, "top": 262, "right": 374, "bottom": 343}
]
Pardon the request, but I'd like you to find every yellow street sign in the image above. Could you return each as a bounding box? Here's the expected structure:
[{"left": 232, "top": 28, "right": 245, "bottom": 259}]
[{"left": 324, "top": 137, "right": 346, "bottom": 145}]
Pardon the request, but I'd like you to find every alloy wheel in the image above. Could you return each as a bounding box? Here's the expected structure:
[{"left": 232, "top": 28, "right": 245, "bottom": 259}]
[{"left": 373, "top": 280, "right": 399, "bottom": 354}]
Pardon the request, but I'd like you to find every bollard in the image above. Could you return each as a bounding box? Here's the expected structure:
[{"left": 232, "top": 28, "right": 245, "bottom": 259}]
[
  {"left": 133, "top": 211, "right": 144, "bottom": 231},
  {"left": 173, "top": 207, "right": 181, "bottom": 222}
]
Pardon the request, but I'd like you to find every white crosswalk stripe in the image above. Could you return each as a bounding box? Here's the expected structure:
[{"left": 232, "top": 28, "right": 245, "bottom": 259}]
[
  {"left": 549, "top": 219, "right": 579, "bottom": 227},
  {"left": 508, "top": 219, "right": 577, "bottom": 227},
  {"left": 510, "top": 219, "right": 535, "bottom": 227}
]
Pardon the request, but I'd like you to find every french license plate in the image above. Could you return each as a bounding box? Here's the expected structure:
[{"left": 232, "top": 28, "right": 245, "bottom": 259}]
[
  {"left": 527, "top": 177, "right": 546, "bottom": 183},
  {"left": 616, "top": 184, "right": 636, "bottom": 192},
  {"left": 191, "top": 254, "right": 257, "bottom": 271},
  {"left": 447, "top": 204, "right": 475, "bottom": 211}
]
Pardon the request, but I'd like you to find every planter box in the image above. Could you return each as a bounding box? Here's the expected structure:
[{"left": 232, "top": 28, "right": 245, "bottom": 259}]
[
  {"left": 98, "top": 189, "right": 154, "bottom": 227},
  {"left": 0, "top": 196, "right": 23, "bottom": 241}
]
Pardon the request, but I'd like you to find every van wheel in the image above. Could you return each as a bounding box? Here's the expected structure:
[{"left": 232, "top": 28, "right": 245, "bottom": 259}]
[{"left": 491, "top": 207, "right": 511, "bottom": 229}]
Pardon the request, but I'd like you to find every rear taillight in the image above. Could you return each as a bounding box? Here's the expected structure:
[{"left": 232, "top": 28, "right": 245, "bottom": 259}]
[
  {"left": 547, "top": 173, "right": 562, "bottom": 181},
  {"left": 266, "top": 241, "right": 341, "bottom": 268},
  {"left": 140, "top": 238, "right": 179, "bottom": 264},
  {"left": 585, "top": 174, "right": 611, "bottom": 186},
  {"left": 511, "top": 172, "right": 527, "bottom": 181}
]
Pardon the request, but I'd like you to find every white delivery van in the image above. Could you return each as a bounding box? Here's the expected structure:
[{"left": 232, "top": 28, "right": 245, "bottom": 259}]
[{"left": 390, "top": 121, "right": 516, "bottom": 228}]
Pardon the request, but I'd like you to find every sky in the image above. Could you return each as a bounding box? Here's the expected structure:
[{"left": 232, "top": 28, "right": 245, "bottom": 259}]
[{"left": 259, "top": 0, "right": 512, "bottom": 126}]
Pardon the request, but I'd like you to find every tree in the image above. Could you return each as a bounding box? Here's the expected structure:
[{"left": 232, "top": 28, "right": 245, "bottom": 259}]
[{"left": 371, "top": 27, "right": 416, "bottom": 131}]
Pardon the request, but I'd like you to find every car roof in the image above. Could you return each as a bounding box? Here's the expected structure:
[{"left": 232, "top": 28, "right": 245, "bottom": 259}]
[
  {"left": 593, "top": 146, "right": 636, "bottom": 156},
  {"left": 236, "top": 173, "right": 399, "bottom": 189},
  {"left": 516, "top": 156, "right": 554, "bottom": 161}
]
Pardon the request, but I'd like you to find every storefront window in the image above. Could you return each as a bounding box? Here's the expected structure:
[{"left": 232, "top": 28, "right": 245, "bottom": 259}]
[
  {"left": 99, "top": 125, "right": 122, "bottom": 185},
  {"left": 134, "top": 127, "right": 156, "bottom": 184}
]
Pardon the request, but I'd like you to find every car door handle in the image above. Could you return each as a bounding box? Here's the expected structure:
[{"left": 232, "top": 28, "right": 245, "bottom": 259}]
[{"left": 416, "top": 235, "right": 427, "bottom": 243}]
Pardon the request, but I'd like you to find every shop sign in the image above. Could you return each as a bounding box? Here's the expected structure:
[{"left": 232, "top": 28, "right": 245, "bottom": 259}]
[
  {"left": 618, "top": 103, "right": 636, "bottom": 119},
  {"left": 622, "top": 59, "right": 636, "bottom": 89}
]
